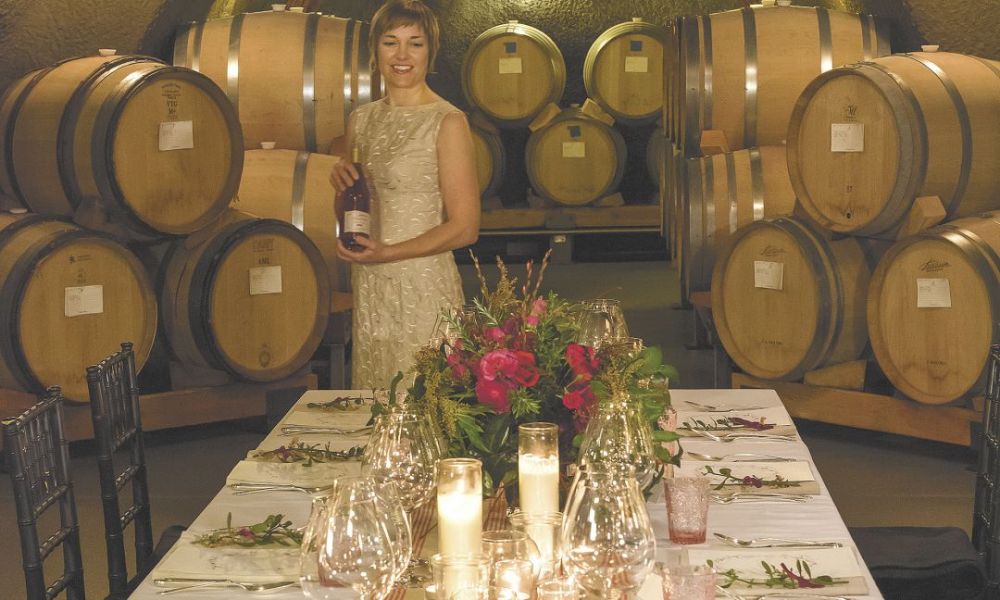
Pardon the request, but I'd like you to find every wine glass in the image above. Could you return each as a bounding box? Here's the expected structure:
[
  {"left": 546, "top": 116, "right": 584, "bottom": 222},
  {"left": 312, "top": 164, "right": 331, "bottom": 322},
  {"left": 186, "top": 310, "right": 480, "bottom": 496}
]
[
  {"left": 300, "top": 496, "right": 338, "bottom": 599},
  {"left": 333, "top": 476, "right": 413, "bottom": 586},
  {"left": 319, "top": 478, "right": 397, "bottom": 600},
  {"left": 362, "top": 411, "right": 437, "bottom": 511},
  {"left": 576, "top": 307, "right": 615, "bottom": 349},
  {"left": 577, "top": 397, "right": 657, "bottom": 488},
  {"left": 561, "top": 465, "right": 655, "bottom": 599},
  {"left": 578, "top": 299, "right": 628, "bottom": 346}
]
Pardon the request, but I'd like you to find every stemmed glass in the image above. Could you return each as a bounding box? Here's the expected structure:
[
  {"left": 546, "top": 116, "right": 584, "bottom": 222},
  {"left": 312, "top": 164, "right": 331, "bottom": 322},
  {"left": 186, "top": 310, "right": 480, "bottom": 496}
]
[
  {"left": 300, "top": 496, "right": 336, "bottom": 599},
  {"left": 311, "top": 478, "right": 397, "bottom": 600},
  {"left": 577, "top": 396, "right": 658, "bottom": 488},
  {"left": 561, "top": 464, "right": 656, "bottom": 599},
  {"left": 362, "top": 411, "right": 438, "bottom": 511},
  {"left": 576, "top": 299, "right": 628, "bottom": 348}
]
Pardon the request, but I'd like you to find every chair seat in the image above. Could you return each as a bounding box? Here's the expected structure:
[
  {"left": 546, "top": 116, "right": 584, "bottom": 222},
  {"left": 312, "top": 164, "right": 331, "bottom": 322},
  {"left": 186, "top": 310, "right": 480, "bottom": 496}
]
[{"left": 850, "top": 526, "right": 986, "bottom": 600}]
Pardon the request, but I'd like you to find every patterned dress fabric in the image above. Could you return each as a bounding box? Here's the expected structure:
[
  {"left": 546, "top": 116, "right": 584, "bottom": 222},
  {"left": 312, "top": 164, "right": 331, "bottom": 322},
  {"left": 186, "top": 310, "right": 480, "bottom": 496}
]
[{"left": 350, "top": 98, "right": 465, "bottom": 389}]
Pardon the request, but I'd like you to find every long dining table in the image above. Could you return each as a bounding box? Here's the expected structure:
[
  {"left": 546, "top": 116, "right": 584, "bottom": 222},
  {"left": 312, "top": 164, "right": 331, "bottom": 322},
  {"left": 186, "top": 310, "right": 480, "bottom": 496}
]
[{"left": 131, "top": 388, "right": 884, "bottom": 599}]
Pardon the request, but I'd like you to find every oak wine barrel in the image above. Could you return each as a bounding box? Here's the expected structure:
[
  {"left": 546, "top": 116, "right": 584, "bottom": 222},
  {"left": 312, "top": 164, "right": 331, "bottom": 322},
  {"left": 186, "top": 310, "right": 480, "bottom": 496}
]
[
  {"left": 462, "top": 21, "right": 566, "bottom": 128},
  {"left": 682, "top": 146, "right": 796, "bottom": 297},
  {"left": 158, "top": 210, "right": 330, "bottom": 382},
  {"left": 0, "top": 53, "right": 241, "bottom": 238},
  {"left": 712, "top": 217, "right": 874, "bottom": 381},
  {"left": 525, "top": 105, "right": 626, "bottom": 206},
  {"left": 674, "top": 5, "right": 890, "bottom": 155},
  {"left": 868, "top": 211, "right": 1000, "bottom": 404},
  {"left": 234, "top": 148, "right": 346, "bottom": 292},
  {"left": 788, "top": 51, "right": 1000, "bottom": 236},
  {"left": 0, "top": 67, "right": 48, "bottom": 210},
  {"left": 174, "top": 8, "right": 380, "bottom": 153},
  {"left": 469, "top": 118, "right": 505, "bottom": 200},
  {"left": 0, "top": 212, "right": 156, "bottom": 400},
  {"left": 583, "top": 18, "right": 667, "bottom": 125},
  {"left": 646, "top": 127, "right": 665, "bottom": 188}
]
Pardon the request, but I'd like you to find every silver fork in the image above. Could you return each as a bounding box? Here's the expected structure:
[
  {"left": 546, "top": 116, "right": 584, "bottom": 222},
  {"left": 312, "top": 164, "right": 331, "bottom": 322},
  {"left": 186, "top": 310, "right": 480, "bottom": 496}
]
[
  {"left": 229, "top": 482, "right": 333, "bottom": 495},
  {"left": 693, "top": 429, "right": 797, "bottom": 443},
  {"left": 686, "top": 452, "right": 795, "bottom": 462},
  {"left": 684, "top": 401, "right": 767, "bottom": 412},
  {"left": 280, "top": 424, "right": 373, "bottom": 436},
  {"left": 155, "top": 579, "right": 299, "bottom": 594},
  {"left": 714, "top": 532, "right": 843, "bottom": 548}
]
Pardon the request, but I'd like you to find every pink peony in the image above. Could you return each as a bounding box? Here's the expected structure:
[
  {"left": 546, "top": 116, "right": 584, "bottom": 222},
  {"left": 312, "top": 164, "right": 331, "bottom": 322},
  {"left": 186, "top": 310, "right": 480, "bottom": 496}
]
[{"left": 480, "top": 349, "right": 520, "bottom": 381}]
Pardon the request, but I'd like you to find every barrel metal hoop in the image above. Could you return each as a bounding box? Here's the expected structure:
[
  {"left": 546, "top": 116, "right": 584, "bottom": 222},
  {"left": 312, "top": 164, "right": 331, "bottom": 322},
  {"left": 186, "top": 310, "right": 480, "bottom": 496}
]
[
  {"left": 859, "top": 62, "right": 928, "bottom": 234},
  {"left": 173, "top": 22, "right": 192, "bottom": 68},
  {"left": 59, "top": 57, "right": 158, "bottom": 210},
  {"left": 300, "top": 13, "right": 319, "bottom": 152},
  {"left": 860, "top": 15, "right": 873, "bottom": 61},
  {"left": 226, "top": 13, "right": 244, "bottom": 121},
  {"left": 0, "top": 214, "right": 62, "bottom": 251},
  {"left": 583, "top": 21, "right": 665, "bottom": 124},
  {"left": 749, "top": 147, "right": 765, "bottom": 222},
  {"left": 342, "top": 17, "right": 356, "bottom": 143},
  {"left": 903, "top": 54, "right": 972, "bottom": 216},
  {"left": 725, "top": 151, "right": 738, "bottom": 235},
  {"left": 782, "top": 218, "right": 837, "bottom": 378},
  {"left": 807, "top": 222, "right": 846, "bottom": 372},
  {"left": 684, "top": 156, "right": 703, "bottom": 298},
  {"left": 742, "top": 7, "right": 759, "bottom": 149},
  {"left": 191, "top": 20, "right": 205, "bottom": 72},
  {"left": 698, "top": 157, "right": 713, "bottom": 292},
  {"left": 973, "top": 56, "right": 1000, "bottom": 80},
  {"left": 680, "top": 17, "right": 702, "bottom": 155},
  {"left": 291, "top": 151, "right": 309, "bottom": 230},
  {"left": 701, "top": 15, "right": 713, "bottom": 133},
  {"left": 357, "top": 20, "right": 374, "bottom": 106},
  {"left": 1, "top": 229, "right": 96, "bottom": 393},
  {"left": 2, "top": 68, "right": 53, "bottom": 210},
  {"left": 817, "top": 7, "right": 833, "bottom": 73}
]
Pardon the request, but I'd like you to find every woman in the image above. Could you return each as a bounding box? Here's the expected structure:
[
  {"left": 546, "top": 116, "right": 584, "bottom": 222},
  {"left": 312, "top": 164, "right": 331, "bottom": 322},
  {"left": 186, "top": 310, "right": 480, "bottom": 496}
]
[{"left": 330, "top": 0, "right": 480, "bottom": 389}]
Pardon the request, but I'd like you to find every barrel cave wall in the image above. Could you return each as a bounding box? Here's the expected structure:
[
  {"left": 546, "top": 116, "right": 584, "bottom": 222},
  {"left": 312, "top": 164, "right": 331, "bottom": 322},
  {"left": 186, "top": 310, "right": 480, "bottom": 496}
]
[{"left": 0, "top": 0, "right": 995, "bottom": 206}]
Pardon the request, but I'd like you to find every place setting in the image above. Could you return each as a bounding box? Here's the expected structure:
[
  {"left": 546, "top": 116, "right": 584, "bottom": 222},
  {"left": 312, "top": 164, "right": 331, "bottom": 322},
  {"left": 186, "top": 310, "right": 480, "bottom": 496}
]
[{"left": 675, "top": 406, "right": 798, "bottom": 442}]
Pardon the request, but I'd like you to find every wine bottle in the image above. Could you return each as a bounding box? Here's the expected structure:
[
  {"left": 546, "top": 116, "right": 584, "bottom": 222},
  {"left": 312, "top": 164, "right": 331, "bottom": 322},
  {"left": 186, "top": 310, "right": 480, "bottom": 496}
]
[{"left": 337, "top": 145, "right": 371, "bottom": 252}]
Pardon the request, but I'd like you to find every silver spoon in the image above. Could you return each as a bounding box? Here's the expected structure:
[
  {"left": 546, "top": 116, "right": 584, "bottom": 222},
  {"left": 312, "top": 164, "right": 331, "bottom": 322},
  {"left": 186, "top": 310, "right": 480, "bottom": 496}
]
[
  {"left": 714, "top": 532, "right": 843, "bottom": 548},
  {"left": 155, "top": 579, "right": 299, "bottom": 594},
  {"left": 686, "top": 452, "right": 795, "bottom": 462}
]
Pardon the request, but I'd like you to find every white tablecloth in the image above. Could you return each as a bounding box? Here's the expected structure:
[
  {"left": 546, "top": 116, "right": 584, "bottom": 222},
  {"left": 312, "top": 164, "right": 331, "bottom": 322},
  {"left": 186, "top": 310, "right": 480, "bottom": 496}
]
[{"left": 130, "top": 388, "right": 883, "bottom": 599}]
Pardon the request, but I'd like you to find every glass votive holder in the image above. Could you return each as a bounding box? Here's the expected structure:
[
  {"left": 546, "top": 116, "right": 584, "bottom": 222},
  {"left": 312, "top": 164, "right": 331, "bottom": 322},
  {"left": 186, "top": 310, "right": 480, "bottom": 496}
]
[
  {"left": 431, "top": 554, "right": 490, "bottom": 599},
  {"left": 438, "top": 458, "right": 483, "bottom": 557},
  {"left": 536, "top": 578, "right": 579, "bottom": 600},
  {"left": 481, "top": 530, "right": 540, "bottom": 575},
  {"left": 448, "top": 587, "right": 528, "bottom": 600},
  {"left": 508, "top": 511, "right": 562, "bottom": 579},
  {"left": 494, "top": 559, "right": 535, "bottom": 596},
  {"left": 664, "top": 476, "right": 711, "bottom": 544},
  {"left": 660, "top": 564, "right": 715, "bottom": 600},
  {"left": 518, "top": 422, "right": 560, "bottom": 516}
]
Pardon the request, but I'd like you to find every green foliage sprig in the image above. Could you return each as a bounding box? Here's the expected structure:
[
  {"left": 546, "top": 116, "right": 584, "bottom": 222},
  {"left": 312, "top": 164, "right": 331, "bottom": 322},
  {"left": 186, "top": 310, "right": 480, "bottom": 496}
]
[{"left": 192, "top": 513, "right": 303, "bottom": 548}]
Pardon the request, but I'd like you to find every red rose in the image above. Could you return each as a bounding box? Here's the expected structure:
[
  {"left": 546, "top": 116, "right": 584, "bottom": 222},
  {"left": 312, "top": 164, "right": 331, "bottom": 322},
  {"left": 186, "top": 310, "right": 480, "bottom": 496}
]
[
  {"left": 480, "top": 349, "right": 519, "bottom": 381},
  {"left": 566, "top": 343, "right": 600, "bottom": 380},
  {"left": 562, "top": 381, "right": 595, "bottom": 411},
  {"left": 484, "top": 327, "right": 506, "bottom": 344},
  {"left": 476, "top": 378, "right": 512, "bottom": 413},
  {"left": 510, "top": 351, "right": 540, "bottom": 388}
]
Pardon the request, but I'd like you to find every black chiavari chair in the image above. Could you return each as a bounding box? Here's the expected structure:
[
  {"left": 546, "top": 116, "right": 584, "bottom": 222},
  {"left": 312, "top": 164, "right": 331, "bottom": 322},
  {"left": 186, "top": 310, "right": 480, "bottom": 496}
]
[
  {"left": 3, "top": 386, "right": 85, "bottom": 599},
  {"left": 974, "top": 343, "right": 1000, "bottom": 596},
  {"left": 88, "top": 342, "right": 183, "bottom": 599}
]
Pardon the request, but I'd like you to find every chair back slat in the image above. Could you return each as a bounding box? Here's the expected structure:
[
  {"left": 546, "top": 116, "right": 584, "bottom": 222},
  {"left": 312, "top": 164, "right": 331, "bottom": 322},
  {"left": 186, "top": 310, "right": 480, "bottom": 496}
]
[
  {"left": 974, "top": 343, "right": 1000, "bottom": 595},
  {"left": 88, "top": 342, "right": 155, "bottom": 597},
  {"left": 2, "top": 387, "right": 85, "bottom": 600}
]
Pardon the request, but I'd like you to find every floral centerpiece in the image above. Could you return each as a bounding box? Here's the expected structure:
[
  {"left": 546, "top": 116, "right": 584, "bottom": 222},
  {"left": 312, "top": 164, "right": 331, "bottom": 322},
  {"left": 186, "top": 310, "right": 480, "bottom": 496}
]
[{"left": 405, "top": 253, "right": 681, "bottom": 498}]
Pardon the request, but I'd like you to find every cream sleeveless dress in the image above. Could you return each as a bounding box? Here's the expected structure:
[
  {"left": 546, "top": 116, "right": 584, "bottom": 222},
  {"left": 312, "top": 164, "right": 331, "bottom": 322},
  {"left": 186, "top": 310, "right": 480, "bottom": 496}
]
[{"left": 350, "top": 98, "right": 465, "bottom": 389}]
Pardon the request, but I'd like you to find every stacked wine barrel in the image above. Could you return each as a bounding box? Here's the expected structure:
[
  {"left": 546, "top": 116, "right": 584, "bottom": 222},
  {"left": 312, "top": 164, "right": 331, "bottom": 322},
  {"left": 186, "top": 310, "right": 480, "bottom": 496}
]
[
  {"left": 0, "top": 6, "right": 370, "bottom": 399},
  {"left": 463, "top": 18, "right": 667, "bottom": 206},
  {"left": 663, "top": 4, "right": 892, "bottom": 302},
  {"left": 710, "top": 47, "right": 1000, "bottom": 408}
]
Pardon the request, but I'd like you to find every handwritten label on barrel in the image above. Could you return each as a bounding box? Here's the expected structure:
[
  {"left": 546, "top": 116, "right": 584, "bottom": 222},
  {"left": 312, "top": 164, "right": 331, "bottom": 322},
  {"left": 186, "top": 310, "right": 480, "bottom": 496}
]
[
  {"left": 249, "top": 265, "right": 283, "bottom": 296},
  {"left": 498, "top": 57, "right": 522, "bottom": 74},
  {"left": 753, "top": 261, "right": 784, "bottom": 291},
  {"left": 65, "top": 285, "right": 104, "bottom": 317},
  {"left": 159, "top": 120, "right": 194, "bottom": 151},
  {"left": 831, "top": 123, "right": 864, "bottom": 152},
  {"left": 624, "top": 56, "right": 648, "bottom": 73},
  {"left": 917, "top": 278, "right": 951, "bottom": 308},
  {"left": 562, "top": 142, "right": 586, "bottom": 158}
]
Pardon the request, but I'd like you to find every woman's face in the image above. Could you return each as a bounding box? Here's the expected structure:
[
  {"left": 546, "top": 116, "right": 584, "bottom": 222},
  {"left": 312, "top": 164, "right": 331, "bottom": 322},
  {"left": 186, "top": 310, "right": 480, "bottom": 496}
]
[{"left": 377, "top": 23, "right": 430, "bottom": 90}]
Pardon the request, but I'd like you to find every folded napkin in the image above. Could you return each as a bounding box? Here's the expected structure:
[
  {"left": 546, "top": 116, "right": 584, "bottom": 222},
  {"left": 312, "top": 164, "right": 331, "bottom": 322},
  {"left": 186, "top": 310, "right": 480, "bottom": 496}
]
[
  {"left": 850, "top": 526, "right": 986, "bottom": 600},
  {"left": 285, "top": 404, "right": 373, "bottom": 429},
  {"left": 675, "top": 461, "right": 820, "bottom": 496},
  {"left": 226, "top": 459, "right": 361, "bottom": 487},
  {"left": 677, "top": 407, "right": 793, "bottom": 436},
  {"left": 151, "top": 531, "right": 300, "bottom": 584}
]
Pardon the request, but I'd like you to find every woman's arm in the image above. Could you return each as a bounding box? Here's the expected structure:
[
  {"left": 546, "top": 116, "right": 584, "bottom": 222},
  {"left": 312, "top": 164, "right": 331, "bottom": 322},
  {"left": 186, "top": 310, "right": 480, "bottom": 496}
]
[{"left": 337, "top": 110, "right": 480, "bottom": 263}]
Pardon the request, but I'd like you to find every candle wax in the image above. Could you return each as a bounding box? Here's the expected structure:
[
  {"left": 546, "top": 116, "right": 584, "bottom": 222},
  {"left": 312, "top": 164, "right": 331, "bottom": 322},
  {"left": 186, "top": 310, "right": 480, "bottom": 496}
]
[
  {"left": 437, "top": 490, "right": 482, "bottom": 557},
  {"left": 518, "top": 453, "right": 560, "bottom": 515}
]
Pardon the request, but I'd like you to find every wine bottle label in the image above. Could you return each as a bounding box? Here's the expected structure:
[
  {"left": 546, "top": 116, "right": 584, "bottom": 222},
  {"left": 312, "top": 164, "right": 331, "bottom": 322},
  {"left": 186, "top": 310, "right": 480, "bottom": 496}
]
[
  {"left": 65, "top": 285, "right": 104, "bottom": 317},
  {"left": 344, "top": 210, "right": 371, "bottom": 234},
  {"left": 249, "top": 265, "right": 283, "bottom": 296}
]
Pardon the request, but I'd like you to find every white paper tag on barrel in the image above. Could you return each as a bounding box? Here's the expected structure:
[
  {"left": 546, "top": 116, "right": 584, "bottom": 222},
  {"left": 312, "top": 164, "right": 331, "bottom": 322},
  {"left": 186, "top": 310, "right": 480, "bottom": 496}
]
[
  {"left": 831, "top": 122, "right": 864, "bottom": 153},
  {"left": 249, "top": 265, "right": 283, "bottom": 296},
  {"left": 158, "top": 120, "right": 194, "bottom": 151},
  {"left": 64, "top": 285, "right": 104, "bottom": 317},
  {"left": 624, "top": 56, "right": 648, "bottom": 73},
  {"left": 561, "top": 141, "right": 586, "bottom": 158},
  {"left": 753, "top": 260, "right": 784, "bottom": 290},
  {"left": 917, "top": 278, "right": 952, "bottom": 308},
  {"left": 499, "top": 57, "right": 523, "bottom": 74}
]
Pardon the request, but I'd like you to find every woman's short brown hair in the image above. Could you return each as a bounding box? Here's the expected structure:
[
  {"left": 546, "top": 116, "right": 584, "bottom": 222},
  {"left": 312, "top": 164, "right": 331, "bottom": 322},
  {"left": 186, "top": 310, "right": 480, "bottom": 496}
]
[{"left": 369, "top": 0, "right": 441, "bottom": 72}]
